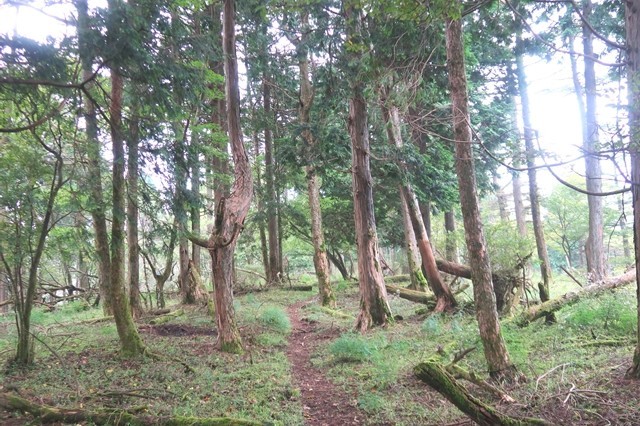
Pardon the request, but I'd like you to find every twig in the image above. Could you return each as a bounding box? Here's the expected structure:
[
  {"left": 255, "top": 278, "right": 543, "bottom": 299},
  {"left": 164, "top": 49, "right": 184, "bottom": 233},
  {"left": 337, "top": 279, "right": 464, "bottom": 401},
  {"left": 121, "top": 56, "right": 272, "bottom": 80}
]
[
  {"left": 560, "top": 267, "right": 584, "bottom": 288},
  {"left": 536, "top": 362, "right": 572, "bottom": 391}
]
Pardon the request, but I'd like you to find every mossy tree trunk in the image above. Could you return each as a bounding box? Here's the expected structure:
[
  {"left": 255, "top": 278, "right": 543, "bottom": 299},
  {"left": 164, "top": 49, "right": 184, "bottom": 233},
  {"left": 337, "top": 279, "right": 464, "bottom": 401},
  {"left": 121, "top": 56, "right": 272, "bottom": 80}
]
[
  {"left": 127, "top": 99, "right": 143, "bottom": 319},
  {"left": 414, "top": 361, "right": 550, "bottom": 426},
  {"left": 445, "top": 13, "right": 516, "bottom": 380}
]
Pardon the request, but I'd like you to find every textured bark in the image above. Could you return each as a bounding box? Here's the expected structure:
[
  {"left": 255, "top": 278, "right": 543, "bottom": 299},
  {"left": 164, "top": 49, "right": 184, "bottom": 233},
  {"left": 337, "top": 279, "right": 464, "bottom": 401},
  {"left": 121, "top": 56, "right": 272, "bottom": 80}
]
[
  {"left": 77, "top": 0, "right": 112, "bottom": 316},
  {"left": 298, "top": 14, "right": 334, "bottom": 308},
  {"left": 345, "top": 1, "right": 392, "bottom": 331},
  {"left": 263, "top": 75, "right": 280, "bottom": 284},
  {"left": 414, "top": 361, "right": 550, "bottom": 426},
  {"left": 400, "top": 192, "right": 427, "bottom": 290},
  {"left": 108, "top": 65, "right": 145, "bottom": 357},
  {"left": 446, "top": 15, "right": 515, "bottom": 380},
  {"left": 444, "top": 210, "right": 459, "bottom": 263},
  {"left": 206, "top": 0, "right": 253, "bottom": 353},
  {"left": 516, "top": 33, "right": 553, "bottom": 320},
  {"left": 626, "top": 0, "right": 640, "bottom": 379},
  {"left": 191, "top": 136, "right": 202, "bottom": 273},
  {"left": 127, "top": 103, "right": 143, "bottom": 319},
  {"left": 581, "top": 3, "right": 606, "bottom": 282},
  {"left": 380, "top": 89, "right": 453, "bottom": 307}
]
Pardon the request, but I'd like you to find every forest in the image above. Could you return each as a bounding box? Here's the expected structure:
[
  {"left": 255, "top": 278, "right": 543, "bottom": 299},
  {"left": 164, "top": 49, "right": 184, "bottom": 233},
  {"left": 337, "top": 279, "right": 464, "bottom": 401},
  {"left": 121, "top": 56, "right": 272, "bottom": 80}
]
[{"left": 0, "top": 0, "right": 639, "bottom": 424}]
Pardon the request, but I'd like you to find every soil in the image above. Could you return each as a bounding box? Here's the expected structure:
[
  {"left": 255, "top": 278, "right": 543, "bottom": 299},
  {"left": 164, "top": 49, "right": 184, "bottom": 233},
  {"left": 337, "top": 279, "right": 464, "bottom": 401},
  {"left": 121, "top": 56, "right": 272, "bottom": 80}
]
[{"left": 286, "top": 299, "right": 367, "bottom": 426}]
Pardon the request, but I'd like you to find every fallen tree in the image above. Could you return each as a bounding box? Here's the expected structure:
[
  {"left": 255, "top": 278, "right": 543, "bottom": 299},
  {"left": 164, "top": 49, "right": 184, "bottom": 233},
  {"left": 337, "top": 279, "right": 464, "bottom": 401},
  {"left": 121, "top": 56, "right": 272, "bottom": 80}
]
[
  {"left": 414, "top": 360, "right": 551, "bottom": 426},
  {"left": 517, "top": 268, "right": 636, "bottom": 326},
  {"left": 386, "top": 283, "right": 469, "bottom": 306},
  {"left": 436, "top": 259, "right": 526, "bottom": 314},
  {"left": 0, "top": 392, "right": 263, "bottom": 425}
]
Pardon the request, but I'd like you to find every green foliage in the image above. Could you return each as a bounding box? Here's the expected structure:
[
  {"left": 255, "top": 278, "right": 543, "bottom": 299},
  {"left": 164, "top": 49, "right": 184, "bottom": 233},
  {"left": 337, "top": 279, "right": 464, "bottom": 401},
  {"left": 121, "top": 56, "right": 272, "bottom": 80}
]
[
  {"left": 257, "top": 306, "right": 291, "bottom": 334},
  {"left": 564, "top": 292, "right": 637, "bottom": 337},
  {"left": 329, "top": 333, "right": 375, "bottom": 363},
  {"left": 484, "top": 220, "right": 534, "bottom": 272}
]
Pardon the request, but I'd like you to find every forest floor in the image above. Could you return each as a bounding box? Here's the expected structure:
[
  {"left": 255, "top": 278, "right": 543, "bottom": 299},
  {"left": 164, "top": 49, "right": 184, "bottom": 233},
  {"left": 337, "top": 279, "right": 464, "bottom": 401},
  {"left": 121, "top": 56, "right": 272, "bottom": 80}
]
[{"left": 1, "top": 276, "right": 640, "bottom": 425}]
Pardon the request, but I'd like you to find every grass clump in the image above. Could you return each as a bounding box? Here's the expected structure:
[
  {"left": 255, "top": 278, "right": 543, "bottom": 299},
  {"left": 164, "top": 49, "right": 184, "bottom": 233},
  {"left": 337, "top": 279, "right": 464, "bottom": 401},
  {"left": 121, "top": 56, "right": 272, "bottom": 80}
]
[
  {"left": 257, "top": 306, "right": 291, "bottom": 334},
  {"left": 329, "top": 333, "right": 375, "bottom": 363}
]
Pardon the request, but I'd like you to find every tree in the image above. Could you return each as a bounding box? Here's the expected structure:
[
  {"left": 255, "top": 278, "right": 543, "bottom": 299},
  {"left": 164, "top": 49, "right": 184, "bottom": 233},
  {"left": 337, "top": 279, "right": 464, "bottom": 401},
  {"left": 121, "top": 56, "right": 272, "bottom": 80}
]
[
  {"left": 626, "top": 0, "right": 640, "bottom": 379},
  {"left": 0, "top": 108, "right": 67, "bottom": 366},
  {"left": 344, "top": 0, "right": 392, "bottom": 331},
  {"left": 444, "top": 7, "right": 517, "bottom": 380},
  {"left": 296, "top": 10, "right": 335, "bottom": 307},
  {"left": 515, "top": 29, "right": 554, "bottom": 321},
  {"left": 192, "top": 0, "right": 253, "bottom": 353}
]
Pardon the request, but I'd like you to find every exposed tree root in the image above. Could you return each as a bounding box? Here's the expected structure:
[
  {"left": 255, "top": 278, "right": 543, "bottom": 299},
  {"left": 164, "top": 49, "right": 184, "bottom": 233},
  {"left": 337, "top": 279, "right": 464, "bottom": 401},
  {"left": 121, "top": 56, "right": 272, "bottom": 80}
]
[
  {"left": 0, "top": 392, "right": 263, "bottom": 425},
  {"left": 414, "top": 360, "right": 551, "bottom": 426}
]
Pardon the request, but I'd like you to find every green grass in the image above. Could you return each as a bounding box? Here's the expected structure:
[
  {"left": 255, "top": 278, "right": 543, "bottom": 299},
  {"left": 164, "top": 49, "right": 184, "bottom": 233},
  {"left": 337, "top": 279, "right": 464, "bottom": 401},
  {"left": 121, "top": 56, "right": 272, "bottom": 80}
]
[{"left": 0, "top": 274, "right": 638, "bottom": 426}]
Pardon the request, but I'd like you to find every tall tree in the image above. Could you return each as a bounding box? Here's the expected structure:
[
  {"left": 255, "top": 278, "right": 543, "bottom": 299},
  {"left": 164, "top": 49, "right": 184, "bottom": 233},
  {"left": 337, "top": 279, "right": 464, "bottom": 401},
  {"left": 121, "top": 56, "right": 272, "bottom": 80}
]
[
  {"left": 380, "top": 87, "right": 456, "bottom": 310},
  {"left": 579, "top": 0, "right": 606, "bottom": 282},
  {"left": 127, "top": 99, "right": 143, "bottom": 318},
  {"left": 626, "top": 0, "right": 640, "bottom": 379},
  {"left": 445, "top": 9, "right": 517, "bottom": 380},
  {"left": 344, "top": 0, "right": 392, "bottom": 331},
  {"left": 515, "top": 30, "right": 553, "bottom": 321},
  {"left": 192, "top": 0, "right": 253, "bottom": 353},
  {"left": 297, "top": 10, "right": 335, "bottom": 307}
]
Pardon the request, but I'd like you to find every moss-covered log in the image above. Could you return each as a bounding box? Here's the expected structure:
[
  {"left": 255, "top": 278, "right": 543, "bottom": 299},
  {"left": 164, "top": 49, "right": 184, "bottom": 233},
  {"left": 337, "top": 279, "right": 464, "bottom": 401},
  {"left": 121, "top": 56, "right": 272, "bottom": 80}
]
[
  {"left": 285, "top": 285, "right": 313, "bottom": 291},
  {"left": 386, "top": 284, "right": 435, "bottom": 305},
  {"left": 149, "top": 309, "right": 185, "bottom": 325},
  {"left": 0, "top": 392, "right": 264, "bottom": 425},
  {"left": 517, "top": 268, "right": 636, "bottom": 326},
  {"left": 413, "top": 361, "right": 550, "bottom": 426}
]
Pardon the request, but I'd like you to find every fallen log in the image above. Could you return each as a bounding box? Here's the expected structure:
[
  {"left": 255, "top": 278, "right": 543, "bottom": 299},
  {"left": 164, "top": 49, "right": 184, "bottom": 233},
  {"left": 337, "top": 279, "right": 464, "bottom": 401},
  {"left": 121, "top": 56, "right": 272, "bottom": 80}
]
[
  {"left": 386, "top": 284, "right": 435, "bottom": 305},
  {"left": 517, "top": 268, "right": 636, "bottom": 326},
  {"left": 414, "top": 360, "right": 551, "bottom": 426},
  {"left": 0, "top": 392, "right": 263, "bottom": 425},
  {"left": 386, "top": 283, "right": 469, "bottom": 306},
  {"left": 384, "top": 274, "right": 410, "bottom": 284},
  {"left": 149, "top": 309, "right": 185, "bottom": 325},
  {"left": 285, "top": 285, "right": 313, "bottom": 291}
]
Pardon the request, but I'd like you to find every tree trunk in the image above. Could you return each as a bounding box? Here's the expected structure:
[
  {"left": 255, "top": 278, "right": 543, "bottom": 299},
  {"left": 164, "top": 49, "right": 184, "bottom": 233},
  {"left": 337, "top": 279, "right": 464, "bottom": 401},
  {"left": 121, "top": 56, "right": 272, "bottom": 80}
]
[
  {"left": 327, "top": 249, "right": 350, "bottom": 281},
  {"left": 297, "top": 18, "right": 335, "bottom": 307},
  {"left": 207, "top": 0, "right": 253, "bottom": 353},
  {"left": 494, "top": 174, "right": 509, "bottom": 221},
  {"left": 414, "top": 361, "right": 550, "bottom": 426},
  {"left": 345, "top": 0, "right": 392, "bottom": 331},
  {"left": 191, "top": 136, "right": 202, "bottom": 273},
  {"left": 108, "top": 64, "right": 145, "bottom": 357},
  {"left": 516, "top": 32, "right": 553, "bottom": 321},
  {"left": 400, "top": 191, "right": 427, "bottom": 290},
  {"left": 581, "top": 3, "right": 606, "bottom": 282},
  {"left": 263, "top": 74, "right": 280, "bottom": 285},
  {"left": 512, "top": 170, "right": 527, "bottom": 237},
  {"left": 446, "top": 15, "right": 516, "bottom": 380},
  {"left": 444, "top": 210, "right": 459, "bottom": 263},
  {"left": 77, "top": 0, "right": 112, "bottom": 316},
  {"left": 127, "top": 101, "right": 143, "bottom": 319},
  {"left": 626, "top": 0, "right": 640, "bottom": 379},
  {"left": 380, "top": 89, "right": 454, "bottom": 308}
]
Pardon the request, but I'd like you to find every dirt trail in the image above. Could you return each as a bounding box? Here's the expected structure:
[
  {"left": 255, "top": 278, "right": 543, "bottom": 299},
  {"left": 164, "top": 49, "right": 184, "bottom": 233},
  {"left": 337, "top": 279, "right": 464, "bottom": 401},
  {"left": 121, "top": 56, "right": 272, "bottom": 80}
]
[{"left": 286, "top": 299, "right": 365, "bottom": 426}]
